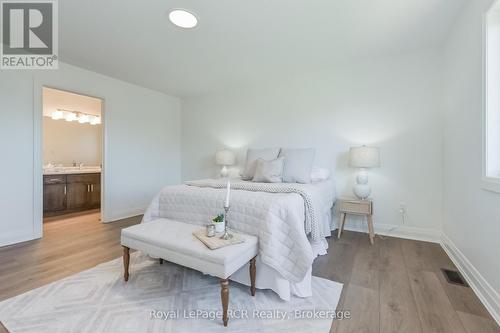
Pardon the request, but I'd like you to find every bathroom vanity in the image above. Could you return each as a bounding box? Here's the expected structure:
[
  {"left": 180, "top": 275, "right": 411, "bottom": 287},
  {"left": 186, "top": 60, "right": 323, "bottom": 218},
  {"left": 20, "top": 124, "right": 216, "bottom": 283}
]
[{"left": 43, "top": 170, "right": 101, "bottom": 217}]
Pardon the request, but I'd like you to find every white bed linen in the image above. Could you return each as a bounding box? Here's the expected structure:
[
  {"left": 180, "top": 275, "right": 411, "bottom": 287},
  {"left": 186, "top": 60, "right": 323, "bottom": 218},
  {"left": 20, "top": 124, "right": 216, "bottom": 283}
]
[
  {"left": 141, "top": 179, "right": 336, "bottom": 300},
  {"left": 230, "top": 207, "right": 333, "bottom": 301},
  {"left": 184, "top": 178, "right": 334, "bottom": 243}
]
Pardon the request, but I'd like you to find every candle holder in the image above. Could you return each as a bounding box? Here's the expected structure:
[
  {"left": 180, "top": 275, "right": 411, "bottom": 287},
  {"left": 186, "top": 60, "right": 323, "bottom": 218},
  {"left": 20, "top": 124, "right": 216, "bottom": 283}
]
[{"left": 220, "top": 206, "right": 233, "bottom": 240}]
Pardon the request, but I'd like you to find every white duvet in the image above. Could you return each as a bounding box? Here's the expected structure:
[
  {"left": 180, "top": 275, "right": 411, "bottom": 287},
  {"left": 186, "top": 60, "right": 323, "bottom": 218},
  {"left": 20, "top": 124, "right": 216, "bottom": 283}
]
[{"left": 142, "top": 179, "right": 336, "bottom": 283}]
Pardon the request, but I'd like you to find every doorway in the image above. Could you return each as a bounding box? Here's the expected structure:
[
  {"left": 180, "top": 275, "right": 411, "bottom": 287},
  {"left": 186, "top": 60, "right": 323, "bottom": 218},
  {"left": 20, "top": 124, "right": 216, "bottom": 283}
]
[{"left": 41, "top": 87, "right": 104, "bottom": 222}]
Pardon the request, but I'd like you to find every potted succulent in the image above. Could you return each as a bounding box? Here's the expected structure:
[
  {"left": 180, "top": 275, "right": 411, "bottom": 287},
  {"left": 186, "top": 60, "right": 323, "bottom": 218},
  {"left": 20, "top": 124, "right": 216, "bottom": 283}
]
[{"left": 212, "top": 213, "right": 225, "bottom": 233}]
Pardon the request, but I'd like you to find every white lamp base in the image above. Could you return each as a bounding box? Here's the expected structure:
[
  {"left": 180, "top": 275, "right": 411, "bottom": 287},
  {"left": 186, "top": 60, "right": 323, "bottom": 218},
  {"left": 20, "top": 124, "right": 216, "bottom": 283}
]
[
  {"left": 354, "top": 169, "right": 371, "bottom": 200},
  {"left": 220, "top": 165, "right": 228, "bottom": 178}
]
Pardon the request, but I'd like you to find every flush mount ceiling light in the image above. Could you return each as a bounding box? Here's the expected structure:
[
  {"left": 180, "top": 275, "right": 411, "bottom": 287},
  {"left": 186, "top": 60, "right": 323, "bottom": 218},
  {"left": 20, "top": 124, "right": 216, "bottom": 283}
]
[{"left": 168, "top": 9, "right": 198, "bottom": 28}]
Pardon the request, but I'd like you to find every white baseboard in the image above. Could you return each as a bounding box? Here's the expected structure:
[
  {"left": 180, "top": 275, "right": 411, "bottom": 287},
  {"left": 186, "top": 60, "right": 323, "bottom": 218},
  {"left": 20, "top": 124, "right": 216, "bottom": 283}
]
[
  {"left": 0, "top": 231, "right": 39, "bottom": 248},
  {"left": 340, "top": 221, "right": 441, "bottom": 243},
  {"left": 441, "top": 233, "right": 500, "bottom": 326},
  {"left": 102, "top": 207, "right": 146, "bottom": 223}
]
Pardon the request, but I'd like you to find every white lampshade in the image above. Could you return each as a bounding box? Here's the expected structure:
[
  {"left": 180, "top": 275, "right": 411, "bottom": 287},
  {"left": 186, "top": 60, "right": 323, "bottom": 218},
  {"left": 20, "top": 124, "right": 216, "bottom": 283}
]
[
  {"left": 215, "top": 150, "right": 235, "bottom": 166},
  {"left": 349, "top": 146, "right": 380, "bottom": 168}
]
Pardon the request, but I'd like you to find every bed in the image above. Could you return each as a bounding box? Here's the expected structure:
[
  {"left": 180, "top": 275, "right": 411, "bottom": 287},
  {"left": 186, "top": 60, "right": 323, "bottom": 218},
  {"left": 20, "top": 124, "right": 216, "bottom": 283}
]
[{"left": 142, "top": 178, "right": 336, "bottom": 301}]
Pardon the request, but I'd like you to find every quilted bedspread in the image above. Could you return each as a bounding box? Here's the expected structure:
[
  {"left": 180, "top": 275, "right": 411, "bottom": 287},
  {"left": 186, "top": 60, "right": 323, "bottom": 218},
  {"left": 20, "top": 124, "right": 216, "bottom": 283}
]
[{"left": 142, "top": 179, "right": 336, "bottom": 282}]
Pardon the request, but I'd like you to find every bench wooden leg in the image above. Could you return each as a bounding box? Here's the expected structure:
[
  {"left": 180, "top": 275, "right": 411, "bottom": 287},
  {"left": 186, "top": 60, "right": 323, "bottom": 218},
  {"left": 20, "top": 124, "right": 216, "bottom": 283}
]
[
  {"left": 159, "top": 258, "right": 164, "bottom": 265},
  {"left": 123, "top": 246, "right": 130, "bottom": 282},
  {"left": 250, "top": 257, "right": 256, "bottom": 296},
  {"left": 220, "top": 279, "right": 229, "bottom": 327}
]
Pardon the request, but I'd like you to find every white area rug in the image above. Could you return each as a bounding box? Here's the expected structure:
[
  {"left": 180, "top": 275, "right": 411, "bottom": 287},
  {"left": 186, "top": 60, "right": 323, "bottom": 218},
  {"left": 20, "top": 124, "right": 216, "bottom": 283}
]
[{"left": 0, "top": 253, "right": 343, "bottom": 333}]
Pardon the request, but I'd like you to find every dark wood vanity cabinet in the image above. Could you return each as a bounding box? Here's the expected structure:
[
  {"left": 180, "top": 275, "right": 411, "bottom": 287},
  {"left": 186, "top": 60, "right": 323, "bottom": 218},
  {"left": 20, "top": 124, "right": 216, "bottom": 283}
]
[
  {"left": 43, "top": 183, "right": 67, "bottom": 213},
  {"left": 66, "top": 183, "right": 89, "bottom": 210},
  {"left": 89, "top": 182, "right": 101, "bottom": 208},
  {"left": 43, "top": 173, "right": 101, "bottom": 217}
]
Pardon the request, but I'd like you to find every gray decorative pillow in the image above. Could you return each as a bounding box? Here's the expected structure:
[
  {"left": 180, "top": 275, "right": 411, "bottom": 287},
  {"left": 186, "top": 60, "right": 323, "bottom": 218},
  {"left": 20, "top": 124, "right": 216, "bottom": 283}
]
[
  {"left": 241, "top": 148, "right": 281, "bottom": 180},
  {"left": 252, "top": 157, "right": 284, "bottom": 183},
  {"left": 279, "top": 148, "right": 315, "bottom": 183}
]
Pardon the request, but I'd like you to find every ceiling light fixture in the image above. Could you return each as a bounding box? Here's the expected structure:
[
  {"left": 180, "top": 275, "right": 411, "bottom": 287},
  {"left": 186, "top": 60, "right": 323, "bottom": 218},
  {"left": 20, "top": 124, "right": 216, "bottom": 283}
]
[{"left": 168, "top": 9, "right": 198, "bottom": 28}]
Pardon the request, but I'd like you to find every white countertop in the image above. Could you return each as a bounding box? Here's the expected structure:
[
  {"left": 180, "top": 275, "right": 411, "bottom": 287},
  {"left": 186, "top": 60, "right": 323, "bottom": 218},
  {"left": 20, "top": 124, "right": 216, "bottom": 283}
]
[{"left": 43, "top": 167, "right": 101, "bottom": 175}]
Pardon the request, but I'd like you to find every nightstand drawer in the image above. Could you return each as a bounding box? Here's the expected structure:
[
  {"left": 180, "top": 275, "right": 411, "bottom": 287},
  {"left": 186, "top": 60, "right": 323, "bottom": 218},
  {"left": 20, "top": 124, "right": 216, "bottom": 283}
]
[{"left": 339, "top": 200, "right": 372, "bottom": 215}]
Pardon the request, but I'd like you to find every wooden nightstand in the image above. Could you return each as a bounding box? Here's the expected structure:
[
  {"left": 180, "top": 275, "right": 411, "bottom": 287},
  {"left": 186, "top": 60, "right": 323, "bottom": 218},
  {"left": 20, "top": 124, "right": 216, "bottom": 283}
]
[{"left": 338, "top": 198, "right": 374, "bottom": 244}]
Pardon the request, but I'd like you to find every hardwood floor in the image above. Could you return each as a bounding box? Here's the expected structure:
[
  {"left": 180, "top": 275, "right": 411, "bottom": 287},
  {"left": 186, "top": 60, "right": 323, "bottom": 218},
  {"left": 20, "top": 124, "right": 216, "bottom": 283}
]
[
  {"left": 313, "top": 232, "right": 500, "bottom": 333},
  {"left": 0, "top": 210, "right": 140, "bottom": 333},
  {"left": 0, "top": 213, "right": 498, "bottom": 332}
]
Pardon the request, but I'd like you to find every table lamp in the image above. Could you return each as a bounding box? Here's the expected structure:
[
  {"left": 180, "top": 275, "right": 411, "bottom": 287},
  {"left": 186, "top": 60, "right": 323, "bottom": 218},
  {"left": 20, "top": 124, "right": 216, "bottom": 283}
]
[
  {"left": 215, "top": 150, "right": 235, "bottom": 178},
  {"left": 349, "top": 146, "right": 380, "bottom": 200}
]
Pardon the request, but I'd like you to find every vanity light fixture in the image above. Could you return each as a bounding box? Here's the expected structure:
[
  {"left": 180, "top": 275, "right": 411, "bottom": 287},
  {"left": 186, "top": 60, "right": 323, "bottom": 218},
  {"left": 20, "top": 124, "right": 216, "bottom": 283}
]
[
  {"left": 168, "top": 9, "right": 198, "bottom": 28},
  {"left": 50, "top": 108, "right": 101, "bottom": 125},
  {"left": 78, "top": 114, "right": 90, "bottom": 124},
  {"left": 65, "top": 112, "right": 77, "bottom": 122},
  {"left": 90, "top": 116, "right": 101, "bottom": 125},
  {"left": 51, "top": 110, "right": 64, "bottom": 120}
]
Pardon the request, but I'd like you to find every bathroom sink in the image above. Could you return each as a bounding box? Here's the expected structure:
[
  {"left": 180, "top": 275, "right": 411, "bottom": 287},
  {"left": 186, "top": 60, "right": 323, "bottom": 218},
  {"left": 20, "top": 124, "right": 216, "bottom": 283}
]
[{"left": 43, "top": 166, "right": 101, "bottom": 175}]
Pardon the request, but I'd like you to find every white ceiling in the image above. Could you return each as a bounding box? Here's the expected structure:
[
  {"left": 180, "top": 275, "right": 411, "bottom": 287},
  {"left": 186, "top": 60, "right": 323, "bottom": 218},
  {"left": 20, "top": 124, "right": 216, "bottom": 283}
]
[
  {"left": 59, "top": 0, "right": 467, "bottom": 97},
  {"left": 43, "top": 87, "right": 102, "bottom": 117}
]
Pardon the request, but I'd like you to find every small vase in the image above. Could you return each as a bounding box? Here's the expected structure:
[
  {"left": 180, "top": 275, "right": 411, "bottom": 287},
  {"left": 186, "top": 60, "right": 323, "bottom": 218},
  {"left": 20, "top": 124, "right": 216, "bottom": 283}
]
[{"left": 214, "top": 222, "right": 225, "bottom": 233}]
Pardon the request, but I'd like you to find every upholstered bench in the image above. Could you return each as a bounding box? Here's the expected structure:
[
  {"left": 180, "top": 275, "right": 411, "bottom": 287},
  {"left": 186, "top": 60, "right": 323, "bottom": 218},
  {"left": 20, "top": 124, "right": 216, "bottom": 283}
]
[{"left": 120, "top": 219, "right": 258, "bottom": 327}]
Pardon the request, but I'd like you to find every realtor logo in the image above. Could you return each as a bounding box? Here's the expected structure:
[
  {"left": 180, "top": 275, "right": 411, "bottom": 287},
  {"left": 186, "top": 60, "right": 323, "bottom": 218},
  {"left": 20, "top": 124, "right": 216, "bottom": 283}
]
[{"left": 1, "top": 1, "right": 58, "bottom": 69}]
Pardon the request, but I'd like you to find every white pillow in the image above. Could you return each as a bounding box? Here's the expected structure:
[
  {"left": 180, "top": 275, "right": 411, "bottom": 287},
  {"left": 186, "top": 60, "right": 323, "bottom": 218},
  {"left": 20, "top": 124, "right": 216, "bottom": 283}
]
[
  {"left": 310, "top": 167, "right": 331, "bottom": 182},
  {"left": 278, "top": 148, "right": 315, "bottom": 184},
  {"left": 241, "top": 148, "right": 281, "bottom": 180},
  {"left": 252, "top": 157, "right": 284, "bottom": 183}
]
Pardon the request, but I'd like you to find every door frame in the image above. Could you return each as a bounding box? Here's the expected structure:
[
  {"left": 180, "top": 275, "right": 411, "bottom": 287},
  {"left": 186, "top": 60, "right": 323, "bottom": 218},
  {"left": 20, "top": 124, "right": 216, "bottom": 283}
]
[{"left": 34, "top": 81, "right": 107, "bottom": 239}]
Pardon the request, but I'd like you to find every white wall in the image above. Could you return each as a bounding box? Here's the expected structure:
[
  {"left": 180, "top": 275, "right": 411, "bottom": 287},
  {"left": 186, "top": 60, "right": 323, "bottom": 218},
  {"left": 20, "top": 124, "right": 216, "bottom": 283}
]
[
  {"left": 442, "top": 0, "right": 500, "bottom": 321},
  {"left": 43, "top": 118, "right": 102, "bottom": 166},
  {"left": 181, "top": 51, "right": 444, "bottom": 240},
  {"left": 486, "top": 6, "right": 500, "bottom": 178},
  {"left": 0, "top": 62, "right": 181, "bottom": 246}
]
